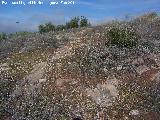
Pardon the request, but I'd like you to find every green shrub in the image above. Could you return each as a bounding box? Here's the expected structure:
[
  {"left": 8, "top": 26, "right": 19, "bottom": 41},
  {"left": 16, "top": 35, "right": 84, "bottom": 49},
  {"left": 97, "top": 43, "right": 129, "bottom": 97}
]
[
  {"left": 80, "top": 16, "right": 90, "bottom": 27},
  {"left": 39, "top": 24, "right": 45, "bottom": 33},
  {"left": 106, "top": 27, "right": 138, "bottom": 48},
  {"left": 55, "top": 25, "right": 65, "bottom": 31},
  {"left": 44, "top": 22, "right": 55, "bottom": 32},
  {"left": 65, "top": 16, "right": 90, "bottom": 29},
  {"left": 0, "top": 33, "right": 7, "bottom": 40},
  {"left": 39, "top": 22, "right": 55, "bottom": 33},
  {"left": 38, "top": 16, "right": 91, "bottom": 32},
  {"left": 66, "top": 17, "right": 80, "bottom": 29}
]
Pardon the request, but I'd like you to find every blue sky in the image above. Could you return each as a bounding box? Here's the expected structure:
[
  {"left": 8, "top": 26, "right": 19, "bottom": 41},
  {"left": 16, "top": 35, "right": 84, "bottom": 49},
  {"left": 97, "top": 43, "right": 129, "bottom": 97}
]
[{"left": 0, "top": 0, "right": 160, "bottom": 33}]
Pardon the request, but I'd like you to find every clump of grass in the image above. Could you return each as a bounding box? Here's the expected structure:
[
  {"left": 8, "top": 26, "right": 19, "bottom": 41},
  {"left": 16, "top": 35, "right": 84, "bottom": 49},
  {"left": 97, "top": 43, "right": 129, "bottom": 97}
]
[{"left": 106, "top": 27, "right": 138, "bottom": 48}]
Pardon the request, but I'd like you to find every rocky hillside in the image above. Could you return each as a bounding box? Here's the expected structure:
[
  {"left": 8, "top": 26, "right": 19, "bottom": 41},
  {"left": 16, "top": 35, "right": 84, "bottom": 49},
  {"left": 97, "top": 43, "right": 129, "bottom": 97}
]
[{"left": 0, "top": 13, "right": 160, "bottom": 120}]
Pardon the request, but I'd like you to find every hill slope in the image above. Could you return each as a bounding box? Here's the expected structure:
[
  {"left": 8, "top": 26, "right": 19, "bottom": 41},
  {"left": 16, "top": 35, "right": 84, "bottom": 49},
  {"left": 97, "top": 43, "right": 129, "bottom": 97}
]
[{"left": 0, "top": 13, "right": 160, "bottom": 120}]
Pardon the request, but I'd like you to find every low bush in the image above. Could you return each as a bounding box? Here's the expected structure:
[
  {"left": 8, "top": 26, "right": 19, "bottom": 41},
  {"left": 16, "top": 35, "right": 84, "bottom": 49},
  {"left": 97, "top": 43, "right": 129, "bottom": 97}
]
[
  {"left": 66, "top": 17, "right": 80, "bottom": 29},
  {"left": 0, "top": 33, "right": 7, "bottom": 40},
  {"left": 55, "top": 25, "right": 65, "bottom": 31},
  {"left": 39, "top": 22, "right": 55, "bottom": 33},
  {"left": 80, "top": 16, "right": 91, "bottom": 27},
  {"left": 106, "top": 27, "right": 138, "bottom": 48}
]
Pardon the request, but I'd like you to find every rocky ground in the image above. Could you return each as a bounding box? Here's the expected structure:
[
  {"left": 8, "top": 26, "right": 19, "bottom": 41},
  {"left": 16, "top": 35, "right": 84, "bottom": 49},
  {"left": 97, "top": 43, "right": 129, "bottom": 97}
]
[{"left": 0, "top": 13, "right": 160, "bottom": 120}]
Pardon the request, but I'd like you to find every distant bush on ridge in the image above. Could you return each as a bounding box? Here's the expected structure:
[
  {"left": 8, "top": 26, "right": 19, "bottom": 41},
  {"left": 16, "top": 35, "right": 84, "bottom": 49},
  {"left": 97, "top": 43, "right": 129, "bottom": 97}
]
[
  {"left": 38, "top": 16, "right": 91, "bottom": 33},
  {"left": 0, "top": 32, "right": 7, "bottom": 40},
  {"left": 39, "top": 22, "right": 55, "bottom": 33}
]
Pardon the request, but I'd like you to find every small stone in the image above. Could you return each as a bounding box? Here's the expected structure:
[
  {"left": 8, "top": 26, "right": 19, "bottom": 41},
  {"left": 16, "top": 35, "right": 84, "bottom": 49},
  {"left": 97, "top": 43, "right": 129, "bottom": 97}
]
[
  {"left": 129, "top": 110, "right": 139, "bottom": 116},
  {"left": 154, "top": 72, "right": 160, "bottom": 82},
  {"left": 136, "top": 65, "right": 150, "bottom": 75},
  {"left": 103, "top": 68, "right": 108, "bottom": 73},
  {"left": 124, "top": 116, "right": 129, "bottom": 120},
  {"left": 39, "top": 78, "right": 47, "bottom": 83},
  {"left": 117, "top": 65, "right": 122, "bottom": 71}
]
